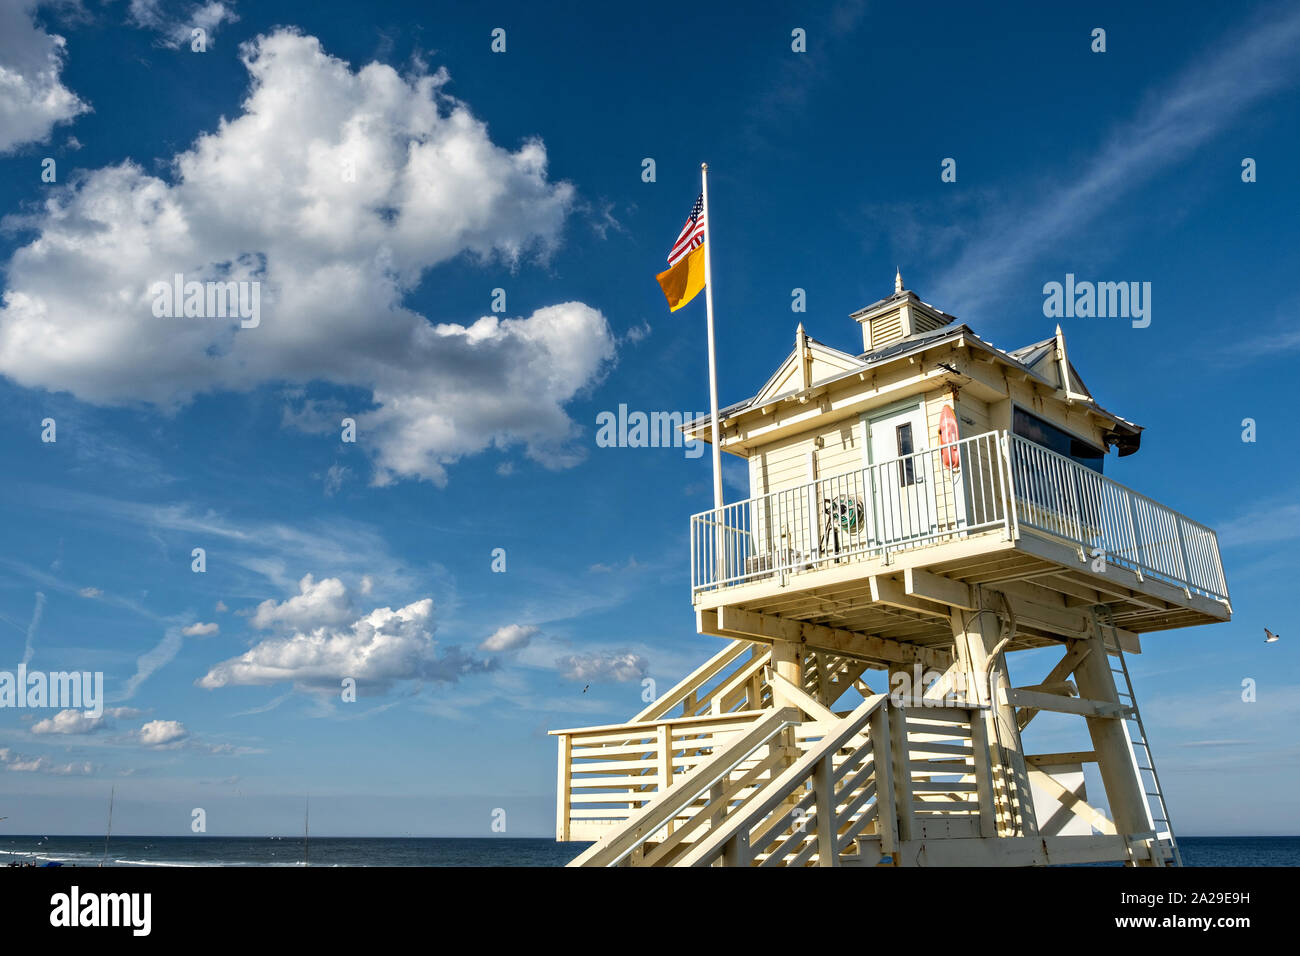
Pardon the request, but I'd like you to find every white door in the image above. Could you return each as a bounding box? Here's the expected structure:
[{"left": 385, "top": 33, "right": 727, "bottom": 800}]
[{"left": 865, "top": 405, "right": 935, "bottom": 543}]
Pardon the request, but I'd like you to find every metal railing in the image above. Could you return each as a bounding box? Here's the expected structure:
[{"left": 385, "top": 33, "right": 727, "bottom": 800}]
[
  {"left": 690, "top": 431, "right": 1013, "bottom": 593},
  {"left": 689, "top": 430, "right": 1228, "bottom": 604},
  {"left": 1006, "top": 434, "right": 1227, "bottom": 601}
]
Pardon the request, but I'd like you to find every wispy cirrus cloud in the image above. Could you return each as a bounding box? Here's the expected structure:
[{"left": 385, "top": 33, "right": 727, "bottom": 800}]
[
  {"left": 1217, "top": 495, "right": 1300, "bottom": 548},
  {"left": 126, "top": 0, "right": 239, "bottom": 48},
  {"left": 0, "top": 747, "right": 93, "bottom": 775},
  {"left": 931, "top": 3, "right": 1300, "bottom": 316}
]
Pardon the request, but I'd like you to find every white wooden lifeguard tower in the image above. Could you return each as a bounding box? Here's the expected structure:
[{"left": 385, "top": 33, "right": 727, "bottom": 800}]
[{"left": 550, "top": 274, "right": 1230, "bottom": 867}]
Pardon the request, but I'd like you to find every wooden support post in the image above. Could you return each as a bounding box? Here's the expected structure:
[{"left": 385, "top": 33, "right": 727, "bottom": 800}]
[
  {"left": 724, "top": 832, "right": 748, "bottom": 867},
  {"left": 656, "top": 723, "right": 674, "bottom": 836},
  {"left": 556, "top": 733, "right": 571, "bottom": 842},
  {"left": 708, "top": 781, "right": 726, "bottom": 833},
  {"left": 869, "top": 705, "right": 899, "bottom": 859},
  {"left": 770, "top": 639, "right": 804, "bottom": 813},
  {"left": 888, "top": 692, "right": 916, "bottom": 844},
  {"left": 949, "top": 601, "right": 1038, "bottom": 837},
  {"left": 967, "top": 715, "right": 998, "bottom": 838},
  {"left": 814, "top": 754, "right": 837, "bottom": 866},
  {"left": 1071, "top": 627, "right": 1157, "bottom": 866},
  {"left": 770, "top": 639, "right": 805, "bottom": 708}
]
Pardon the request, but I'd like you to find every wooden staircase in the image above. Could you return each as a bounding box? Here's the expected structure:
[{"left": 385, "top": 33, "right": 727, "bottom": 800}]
[
  {"left": 552, "top": 635, "right": 1176, "bottom": 867},
  {"left": 553, "top": 640, "right": 989, "bottom": 866}
]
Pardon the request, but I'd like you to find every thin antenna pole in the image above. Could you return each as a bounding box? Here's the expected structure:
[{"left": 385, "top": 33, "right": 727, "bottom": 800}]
[
  {"left": 304, "top": 796, "right": 309, "bottom": 868},
  {"left": 101, "top": 785, "right": 115, "bottom": 867}
]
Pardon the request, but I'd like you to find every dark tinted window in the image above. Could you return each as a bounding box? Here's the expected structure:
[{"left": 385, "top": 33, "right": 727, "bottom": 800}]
[
  {"left": 896, "top": 423, "right": 916, "bottom": 485},
  {"left": 1013, "top": 407, "right": 1104, "bottom": 473}
]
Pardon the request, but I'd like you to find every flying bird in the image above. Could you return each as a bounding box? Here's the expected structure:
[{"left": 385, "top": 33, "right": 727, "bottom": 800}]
[
  {"left": 582, "top": 684, "right": 589, "bottom": 694},
  {"left": 1265, "top": 628, "right": 1280, "bottom": 643}
]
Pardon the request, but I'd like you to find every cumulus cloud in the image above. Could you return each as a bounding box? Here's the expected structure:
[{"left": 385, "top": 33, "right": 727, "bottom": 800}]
[
  {"left": 251, "top": 573, "right": 352, "bottom": 631},
  {"left": 116, "top": 717, "right": 257, "bottom": 754},
  {"left": 182, "top": 621, "right": 219, "bottom": 636},
  {"left": 30, "top": 706, "right": 142, "bottom": 735},
  {"left": 31, "top": 708, "right": 104, "bottom": 734},
  {"left": 136, "top": 718, "right": 190, "bottom": 747},
  {"left": 0, "top": 29, "right": 615, "bottom": 485},
  {"left": 127, "top": 0, "right": 239, "bottom": 48},
  {"left": 556, "top": 651, "right": 648, "bottom": 684},
  {"left": 480, "top": 623, "right": 537, "bottom": 653},
  {"left": 0, "top": 0, "right": 89, "bottom": 153},
  {"left": 199, "top": 587, "right": 492, "bottom": 692}
]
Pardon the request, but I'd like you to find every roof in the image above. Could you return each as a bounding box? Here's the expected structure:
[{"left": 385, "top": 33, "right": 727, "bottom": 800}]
[
  {"left": 683, "top": 322, "right": 1143, "bottom": 451},
  {"left": 848, "top": 290, "right": 959, "bottom": 325}
]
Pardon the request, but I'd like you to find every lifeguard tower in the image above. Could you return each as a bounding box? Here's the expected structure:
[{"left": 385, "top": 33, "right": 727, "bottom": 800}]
[{"left": 550, "top": 274, "right": 1229, "bottom": 867}]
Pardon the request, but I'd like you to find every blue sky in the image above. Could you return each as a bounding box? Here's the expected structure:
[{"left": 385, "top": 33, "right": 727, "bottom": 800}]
[{"left": 0, "top": 0, "right": 1296, "bottom": 837}]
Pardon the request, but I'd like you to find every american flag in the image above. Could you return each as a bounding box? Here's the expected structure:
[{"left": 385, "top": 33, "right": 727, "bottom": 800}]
[{"left": 666, "top": 193, "right": 706, "bottom": 266}]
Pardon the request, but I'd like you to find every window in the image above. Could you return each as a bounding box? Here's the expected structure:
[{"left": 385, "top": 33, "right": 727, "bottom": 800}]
[
  {"left": 1012, "top": 408, "right": 1104, "bottom": 474},
  {"left": 896, "top": 423, "right": 916, "bottom": 485}
]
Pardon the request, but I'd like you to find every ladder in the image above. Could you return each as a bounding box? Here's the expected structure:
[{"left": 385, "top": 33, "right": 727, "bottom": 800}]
[{"left": 1097, "top": 608, "right": 1182, "bottom": 866}]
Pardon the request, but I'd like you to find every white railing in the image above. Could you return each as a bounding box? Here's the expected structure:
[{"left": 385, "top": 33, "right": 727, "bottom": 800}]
[
  {"left": 691, "top": 431, "right": 1013, "bottom": 593},
  {"left": 1006, "top": 434, "right": 1227, "bottom": 602},
  {"left": 551, "top": 709, "right": 772, "bottom": 843},
  {"left": 689, "top": 430, "right": 1228, "bottom": 604}
]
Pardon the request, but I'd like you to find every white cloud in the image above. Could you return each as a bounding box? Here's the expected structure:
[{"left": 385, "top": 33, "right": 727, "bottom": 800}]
[
  {"left": 588, "top": 557, "right": 640, "bottom": 574},
  {"left": 480, "top": 623, "right": 537, "bottom": 653},
  {"left": 182, "top": 621, "right": 219, "bottom": 636},
  {"left": 12, "top": 488, "right": 427, "bottom": 597},
  {"left": 321, "top": 463, "right": 350, "bottom": 496},
  {"left": 251, "top": 573, "right": 352, "bottom": 631},
  {"left": 30, "top": 706, "right": 143, "bottom": 735},
  {"left": 22, "top": 590, "right": 44, "bottom": 666},
  {"left": 932, "top": 4, "right": 1300, "bottom": 315},
  {"left": 0, "top": 747, "right": 93, "bottom": 775},
  {"left": 1218, "top": 497, "right": 1300, "bottom": 548},
  {"left": 119, "top": 626, "right": 184, "bottom": 700},
  {"left": 31, "top": 708, "right": 105, "bottom": 734},
  {"left": 0, "top": 0, "right": 89, "bottom": 153},
  {"left": 556, "top": 651, "right": 647, "bottom": 684},
  {"left": 199, "top": 592, "right": 491, "bottom": 692},
  {"left": 128, "top": 0, "right": 239, "bottom": 48},
  {"left": 78, "top": 586, "right": 102, "bottom": 598},
  {"left": 136, "top": 718, "right": 190, "bottom": 747},
  {"left": 0, "top": 29, "right": 615, "bottom": 485}
]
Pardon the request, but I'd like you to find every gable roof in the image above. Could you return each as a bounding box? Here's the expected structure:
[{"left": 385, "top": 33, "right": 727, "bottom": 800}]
[
  {"left": 1008, "top": 337, "right": 1095, "bottom": 400},
  {"left": 750, "top": 335, "right": 865, "bottom": 405},
  {"left": 685, "top": 322, "right": 1143, "bottom": 453}
]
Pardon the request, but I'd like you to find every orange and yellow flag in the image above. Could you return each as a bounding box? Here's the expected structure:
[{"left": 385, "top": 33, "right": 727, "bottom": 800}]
[{"left": 656, "top": 192, "right": 707, "bottom": 311}]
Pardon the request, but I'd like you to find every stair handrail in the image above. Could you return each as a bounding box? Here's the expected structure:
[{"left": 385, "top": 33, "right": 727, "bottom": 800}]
[
  {"left": 679, "top": 694, "right": 891, "bottom": 867},
  {"left": 632, "top": 640, "right": 767, "bottom": 722},
  {"left": 567, "top": 706, "right": 802, "bottom": 867}
]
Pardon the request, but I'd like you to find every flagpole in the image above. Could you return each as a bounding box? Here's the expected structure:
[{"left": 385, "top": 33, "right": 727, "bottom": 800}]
[{"left": 700, "top": 162, "right": 724, "bottom": 515}]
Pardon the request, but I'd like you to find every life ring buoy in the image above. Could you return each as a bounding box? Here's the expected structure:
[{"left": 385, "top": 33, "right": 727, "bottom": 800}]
[{"left": 939, "top": 405, "right": 960, "bottom": 469}]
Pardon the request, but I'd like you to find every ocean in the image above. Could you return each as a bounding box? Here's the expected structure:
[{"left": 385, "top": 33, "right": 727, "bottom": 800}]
[
  {"left": 1, "top": 835, "right": 586, "bottom": 867},
  {"left": 3, "top": 835, "right": 1297, "bottom": 867}
]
